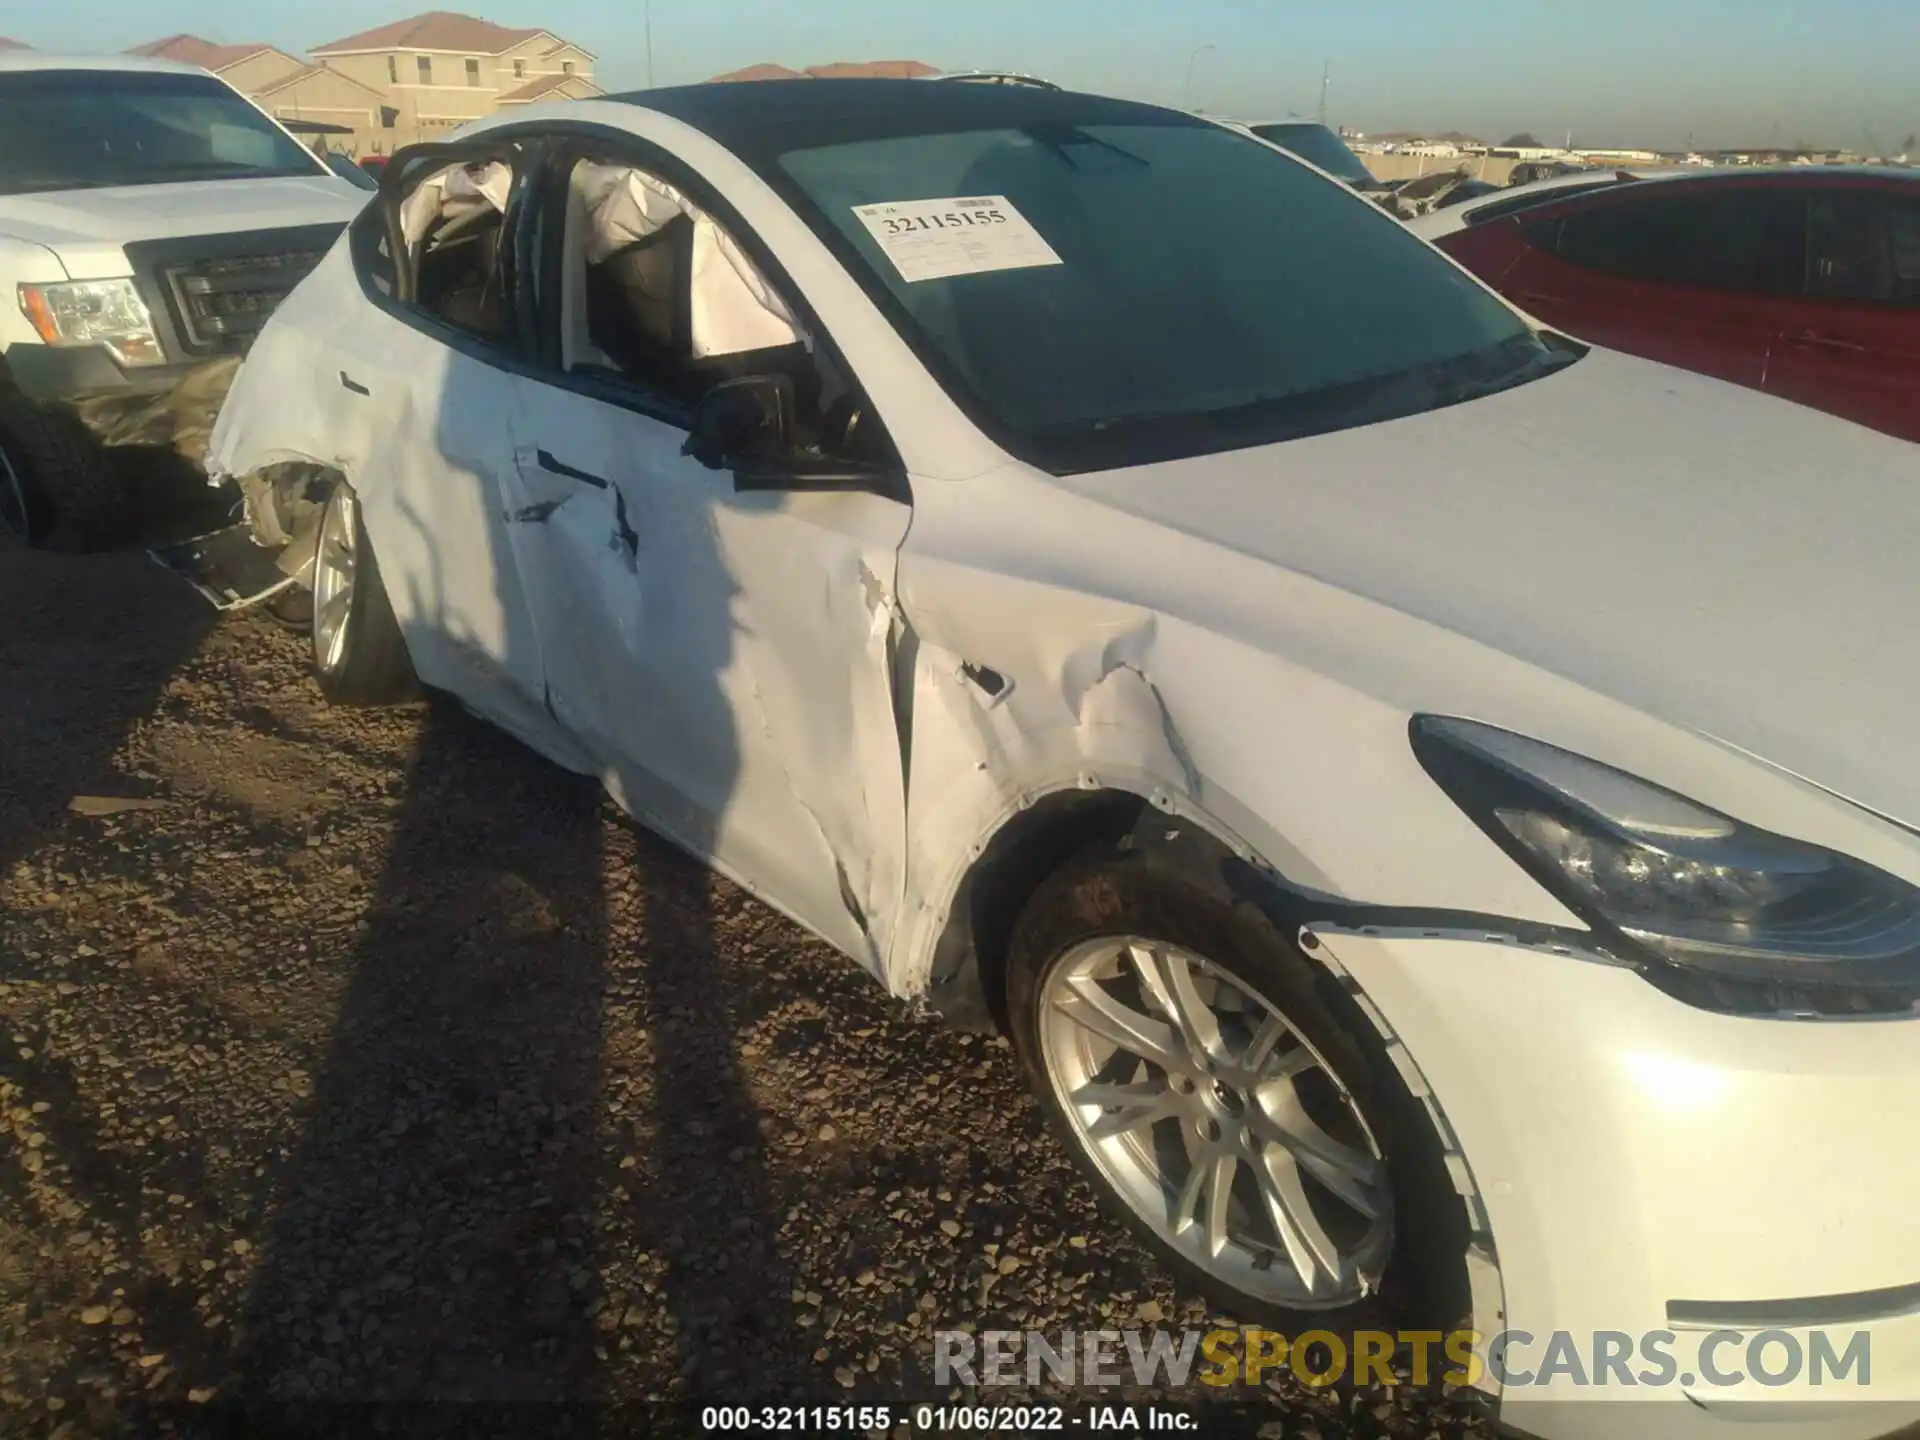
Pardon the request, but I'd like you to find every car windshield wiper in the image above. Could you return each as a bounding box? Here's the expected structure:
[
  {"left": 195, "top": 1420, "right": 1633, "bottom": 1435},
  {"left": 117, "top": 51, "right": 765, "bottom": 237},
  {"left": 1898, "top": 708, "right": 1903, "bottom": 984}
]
[
  {"left": 1422, "top": 338, "right": 1582, "bottom": 408},
  {"left": 1030, "top": 334, "right": 1588, "bottom": 470},
  {"left": 1022, "top": 123, "right": 1149, "bottom": 172}
]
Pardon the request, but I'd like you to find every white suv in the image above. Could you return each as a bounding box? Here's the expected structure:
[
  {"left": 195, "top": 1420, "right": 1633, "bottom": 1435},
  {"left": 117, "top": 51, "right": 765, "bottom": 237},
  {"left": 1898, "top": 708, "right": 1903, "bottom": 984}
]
[
  {"left": 0, "top": 53, "right": 366, "bottom": 549},
  {"left": 208, "top": 82, "right": 1920, "bottom": 1437}
]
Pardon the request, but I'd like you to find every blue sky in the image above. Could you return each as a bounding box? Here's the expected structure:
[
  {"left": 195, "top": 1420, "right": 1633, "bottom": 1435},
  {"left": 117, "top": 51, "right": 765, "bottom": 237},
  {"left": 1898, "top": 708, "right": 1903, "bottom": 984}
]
[{"left": 12, "top": 0, "right": 1918, "bottom": 150}]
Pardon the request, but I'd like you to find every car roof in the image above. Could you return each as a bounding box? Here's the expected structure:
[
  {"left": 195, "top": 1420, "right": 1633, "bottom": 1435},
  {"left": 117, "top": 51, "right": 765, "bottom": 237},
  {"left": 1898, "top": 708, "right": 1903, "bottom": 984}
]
[
  {"left": 605, "top": 77, "right": 1200, "bottom": 156},
  {"left": 922, "top": 69, "right": 1061, "bottom": 88},
  {"left": 0, "top": 52, "right": 213, "bottom": 77},
  {"left": 1405, "top": 162, "right": 1918, "bottom": 240},
  {"left": 1402, "top": 167, "right": 1689, "bottom": 239}
]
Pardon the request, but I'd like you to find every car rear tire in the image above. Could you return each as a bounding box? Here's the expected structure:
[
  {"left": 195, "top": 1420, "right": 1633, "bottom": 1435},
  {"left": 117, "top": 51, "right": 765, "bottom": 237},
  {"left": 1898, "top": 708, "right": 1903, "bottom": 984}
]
[
  {"left": 1005, "top": 838, "right": 1470, "bottom": 1332},
  {"left": 309, "top": 481, "right": 416, "bottom": 706},
  {"left": 0, "top": 384, "right": 132, "bottom": 552}
]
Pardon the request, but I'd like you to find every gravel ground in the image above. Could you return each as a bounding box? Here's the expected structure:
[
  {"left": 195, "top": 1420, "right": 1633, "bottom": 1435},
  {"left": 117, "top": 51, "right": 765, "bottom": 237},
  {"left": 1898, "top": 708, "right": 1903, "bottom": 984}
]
[{"left": 0, "top": 519, "right": 1490, "bottom": 1439}]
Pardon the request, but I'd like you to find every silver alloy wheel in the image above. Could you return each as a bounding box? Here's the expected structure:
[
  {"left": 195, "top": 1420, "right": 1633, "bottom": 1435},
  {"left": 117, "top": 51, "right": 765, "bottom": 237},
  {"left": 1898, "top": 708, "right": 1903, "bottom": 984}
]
[
  {"left": 311, "top": 487, "right": 359, "bottom": 674},
  {"left": 1039, "top": 937, "right": 1393, "bottom": 1308},
  {"left": 0, "top": 438, "right": 30, "bottom": 538}
]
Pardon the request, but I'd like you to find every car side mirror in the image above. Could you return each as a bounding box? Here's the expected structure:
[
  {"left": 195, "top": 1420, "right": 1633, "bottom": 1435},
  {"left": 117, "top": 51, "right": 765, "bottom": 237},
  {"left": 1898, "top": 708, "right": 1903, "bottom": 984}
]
[{"left": 682, "top": 375, "right": 794, "bottom": 471}]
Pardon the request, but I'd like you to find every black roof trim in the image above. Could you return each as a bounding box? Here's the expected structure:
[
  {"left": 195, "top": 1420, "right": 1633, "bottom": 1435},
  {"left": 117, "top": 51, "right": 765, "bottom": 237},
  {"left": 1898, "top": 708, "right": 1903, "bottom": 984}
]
[{"left": 601, "top": 77, "right": 1207, "bottom": 155}]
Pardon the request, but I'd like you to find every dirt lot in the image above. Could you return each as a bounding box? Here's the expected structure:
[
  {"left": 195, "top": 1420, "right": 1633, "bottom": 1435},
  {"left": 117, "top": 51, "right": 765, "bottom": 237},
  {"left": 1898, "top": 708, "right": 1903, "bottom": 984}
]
[{"left": 0, "top": 514, "right": 1488, "bottom": 1438}]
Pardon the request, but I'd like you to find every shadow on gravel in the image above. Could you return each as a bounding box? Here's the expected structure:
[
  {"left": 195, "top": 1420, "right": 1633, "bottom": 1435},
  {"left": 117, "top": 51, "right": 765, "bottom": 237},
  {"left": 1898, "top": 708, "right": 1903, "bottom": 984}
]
[
  {"left": 627, "top": 832, "right": 813, "bottom": 1412},
  {"left": 211, "top": 312, "right": 809, "bottom": 1430},
  {"left": 0, "top": 538, "right": 216, "bottom": 895},
  {"left": 211, "top": 704, "right": 814, "bottom": 1430},
  {"left": 222, "top": 702, "right": 614, "bottom": 1415}
]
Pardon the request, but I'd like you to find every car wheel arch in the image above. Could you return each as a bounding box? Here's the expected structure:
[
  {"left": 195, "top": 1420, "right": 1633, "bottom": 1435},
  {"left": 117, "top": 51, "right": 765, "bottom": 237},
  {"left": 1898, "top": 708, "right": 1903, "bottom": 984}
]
[
  {"left": 913, "top": 777, "right": 1314, "bottom": 1032},
  {"left": 916, "top": 774, "right": 1511, "bottom": 1341},
  {"left": 231, "top": 457, "right": 348, "bottom": 559}
]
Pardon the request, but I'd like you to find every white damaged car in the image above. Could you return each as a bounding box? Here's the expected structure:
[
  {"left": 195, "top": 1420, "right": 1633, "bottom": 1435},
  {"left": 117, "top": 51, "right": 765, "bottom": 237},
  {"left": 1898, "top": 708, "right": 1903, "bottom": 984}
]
[{"left": 206, "top": 79, "right": 1920, "bottom": 1438}]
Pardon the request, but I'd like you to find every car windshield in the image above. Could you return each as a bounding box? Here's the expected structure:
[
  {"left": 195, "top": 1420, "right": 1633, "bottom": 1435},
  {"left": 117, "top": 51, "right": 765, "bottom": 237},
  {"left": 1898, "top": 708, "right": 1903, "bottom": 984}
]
[
  {"left": 0, "top": 69, "right": 324, "bottom": 196},
  {"left": 1247, "top": 122, "right": 1375, "bottom": 186},
  {"left": 774, "top": 120, "right": 1565, "bottom": 471}
]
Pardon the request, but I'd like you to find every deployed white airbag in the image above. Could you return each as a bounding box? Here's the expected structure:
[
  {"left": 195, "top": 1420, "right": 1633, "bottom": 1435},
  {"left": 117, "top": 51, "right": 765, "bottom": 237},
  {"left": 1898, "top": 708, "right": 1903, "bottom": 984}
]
[
  {"left": 573, "top": 161, "right": 803, "bottom": 358},
  {"left": 399, "top": 160, "right": 514, "bottom": 247}
]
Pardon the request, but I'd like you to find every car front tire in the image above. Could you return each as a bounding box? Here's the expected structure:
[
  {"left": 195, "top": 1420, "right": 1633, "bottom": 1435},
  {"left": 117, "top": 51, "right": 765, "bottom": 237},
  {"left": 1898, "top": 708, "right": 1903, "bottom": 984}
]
[
  {"left": 0, "top": 384, "right": 132, "bottom": 552},
  {"left": 1006, "top": 838, "right": 1470, "bottom": 1332},
  {"left": 309, "top": 481, "right": 416, "bottom": 706}
]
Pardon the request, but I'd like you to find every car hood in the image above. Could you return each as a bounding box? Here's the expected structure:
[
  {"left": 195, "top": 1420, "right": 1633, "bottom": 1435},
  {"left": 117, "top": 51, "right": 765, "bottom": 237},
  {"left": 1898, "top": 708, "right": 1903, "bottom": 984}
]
[
  {"left": 0, "top": 176, "right": 365, "bottom": 277},
  {"left": 1056, "top": 348, "right": 1920, "bottom": 829}
]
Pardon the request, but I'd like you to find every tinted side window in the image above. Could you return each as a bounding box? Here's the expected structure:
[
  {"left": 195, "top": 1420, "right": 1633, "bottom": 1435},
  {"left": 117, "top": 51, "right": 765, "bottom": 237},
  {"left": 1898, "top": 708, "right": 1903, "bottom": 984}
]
[
  {"left": 1895, "top": 199, "right": 1920, "bottom": 305},
  {"left": 1809, "top": 191, "right": 1920, "bottom": 305},
  {"left": 1544, "top": 190, "right": 1807, "bottom": 294}
]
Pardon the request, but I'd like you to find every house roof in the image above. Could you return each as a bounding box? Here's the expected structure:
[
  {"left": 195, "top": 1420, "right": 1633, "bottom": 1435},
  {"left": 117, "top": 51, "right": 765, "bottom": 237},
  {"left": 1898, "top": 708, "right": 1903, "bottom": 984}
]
[
  {"left": 311, "top": 10, "right": 591, "bottom": 59},
  {"left": 496, "top": 71, "right": 599, "bottom": 103},
  {"left": 126, "top": 34, "right": 284, "bottom": 70},
  {"left": 0, "top": 38, "right": 29, "bottom": 50},
  {"left": 803, "top": 59, "right": 937, "bottom": 79},
  {"left": 255, "top": 61, "right": 389, "bottom": 99},
  {"left": 706, "top": 62, "right": 803, "bottom": 83},
  {"left": 706, "top": 58, "right": 938, "bottom": 83}
]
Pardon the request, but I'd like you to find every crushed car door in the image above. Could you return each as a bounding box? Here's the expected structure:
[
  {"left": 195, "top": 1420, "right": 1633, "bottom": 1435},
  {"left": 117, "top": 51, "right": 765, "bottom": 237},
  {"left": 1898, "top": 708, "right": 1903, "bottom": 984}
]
[
  {"left": 498, "top": 151, "right": 912, "bottom": 969},
  {"left": 354, "top": 137, "right": 576, "bottom": 758}
]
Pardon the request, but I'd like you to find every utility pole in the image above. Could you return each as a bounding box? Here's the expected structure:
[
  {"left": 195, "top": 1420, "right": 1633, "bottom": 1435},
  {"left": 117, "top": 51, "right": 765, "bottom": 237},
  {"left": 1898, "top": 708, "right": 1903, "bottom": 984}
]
[
  {"left": 1318, "top": 59, "right": 1330, "bottom": 126},
  {"left": 1183, "top": 43, "right": 1216, "bottom": 111},
  {"left": 645, "top": 0, "right": 656, "bottom": 88}
]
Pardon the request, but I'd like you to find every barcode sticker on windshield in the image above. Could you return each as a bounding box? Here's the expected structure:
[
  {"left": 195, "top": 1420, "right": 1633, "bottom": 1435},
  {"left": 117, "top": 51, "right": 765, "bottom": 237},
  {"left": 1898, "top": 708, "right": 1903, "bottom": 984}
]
[{"left": 852, "top": 196, "right": 1063, "bottom": 282}]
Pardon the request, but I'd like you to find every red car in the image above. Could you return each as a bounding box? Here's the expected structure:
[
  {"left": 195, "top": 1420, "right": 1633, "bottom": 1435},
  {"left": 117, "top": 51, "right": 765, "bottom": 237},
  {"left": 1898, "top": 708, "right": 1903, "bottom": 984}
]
[{"left": 1423, "top": 169, "right": 1920, "bottom": 442}]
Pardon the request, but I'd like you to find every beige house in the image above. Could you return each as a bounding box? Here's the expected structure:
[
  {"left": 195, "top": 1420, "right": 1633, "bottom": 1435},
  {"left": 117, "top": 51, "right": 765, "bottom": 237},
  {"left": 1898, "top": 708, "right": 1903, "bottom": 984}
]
[
  {"left": 253, "top": 65, "right": 396, "bottom": 152},
  {"left": 127, "top": 35, "right": 310, "bottom": 94},
  {"left": 308, "top": 11, "right": 600, "bottom": 151},
  {"left": 127, "top": 13, "right": 600, "bottom": 159}
]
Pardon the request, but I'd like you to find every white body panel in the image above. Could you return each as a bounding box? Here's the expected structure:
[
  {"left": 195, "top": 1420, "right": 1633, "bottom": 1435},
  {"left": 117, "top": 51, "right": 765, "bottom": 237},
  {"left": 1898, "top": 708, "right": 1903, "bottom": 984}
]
[
  {"left": 1320, "top": 928, "right": 1920, "bottom": 1437},
  {"left": 0, "top": 176, "right": 366, "bottom": 280}
]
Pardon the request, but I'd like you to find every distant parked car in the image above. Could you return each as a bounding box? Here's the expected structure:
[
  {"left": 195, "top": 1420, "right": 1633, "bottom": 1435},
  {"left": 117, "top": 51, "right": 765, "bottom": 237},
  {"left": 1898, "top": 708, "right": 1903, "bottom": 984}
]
[
  {"left": 358, "top": 154, "right": 391, "bottom": 179},
  {"left": 1225, "top": 120, "right": 1391, "bottom": 196},
  {"left": 1383, "top": 167, "right": 1501, "bottom": 218},
  {"left": 1426, "top": 167, "right": 1920, "bottom": 442},
  {"left": 1507, "top": 160, "right": 1587, "bottom": 187}
]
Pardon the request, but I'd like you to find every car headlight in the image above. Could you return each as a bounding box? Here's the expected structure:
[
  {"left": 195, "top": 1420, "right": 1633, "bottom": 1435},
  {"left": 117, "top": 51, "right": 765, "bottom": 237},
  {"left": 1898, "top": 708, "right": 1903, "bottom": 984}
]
[
  {"left": 1411, "top": 716, "right": 1920, "bottom": 997},
  {"left": 17, "top": 279, "right": 164, "bottom": 368}
]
